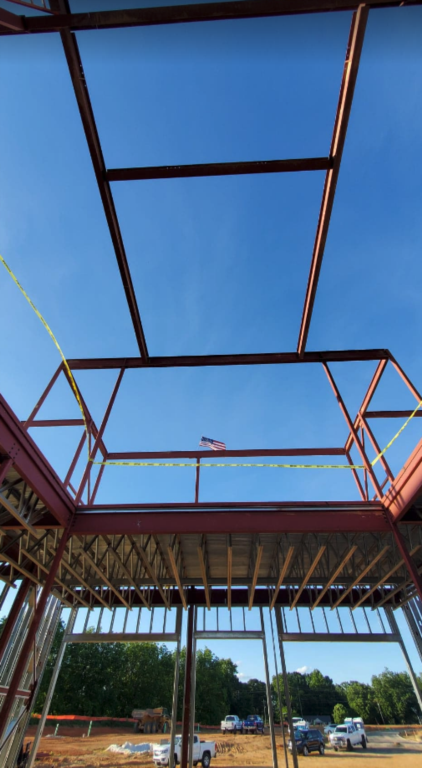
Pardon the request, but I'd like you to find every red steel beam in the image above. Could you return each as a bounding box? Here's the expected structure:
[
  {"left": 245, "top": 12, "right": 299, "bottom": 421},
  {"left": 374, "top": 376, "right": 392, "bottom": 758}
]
[
  {"left": 323, "top": 362, "right": 384, "bottom": 498},
  {"left": 74, "top": 368, "right": 124, "bottom": 505},
  {"left": 26, "top": 419, "right": 85, "bottom": 427},
  {"left": 0, "top": 393, "right": 74, "bottom": 526},
  {"left": 107, "top": 447, "right": 345, "bottom": 460},
  {"left": 24, "top": 364, "right": 63, "bottom": 430},
  {"left": 51, "top": 0, "right": 148, "bottom": 360},
  {"left": 0, "top": 6, "right": 25, "bottom": 31},
  {"left": 297, "top": 5, "right": 368, "bottom": 356},
  {"left": 366, "top": 410, "right": 422, "bottom": 419},
  {"left": 1, "top": 1, "right": 421, "bottom": 36},
  {"left": 345, "top": 359, "right": 389, "bottom": 453},
  {"left": 389, "top": 522, "right": 422, "bottom": 603},
  {"left": 72, "top": 505, "right": 389, "bottom": 535},
  {"left": 67, "top": 349, "right": 391, "bottom": 370},
  {"left": 107, "top": 157, "right": 331, "bottom": 182},
  {"left": 384, "top": 437, "right": 422, "bottom": 523}
]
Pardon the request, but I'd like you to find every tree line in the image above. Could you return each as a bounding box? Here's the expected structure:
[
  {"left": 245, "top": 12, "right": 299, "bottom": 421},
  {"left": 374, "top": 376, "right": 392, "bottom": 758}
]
[
  {"left": 1, "top": 618, "right": 420, "bottom": 725},
  {"left": 28, "top": 620, "right": 421, "bottom": 725}
]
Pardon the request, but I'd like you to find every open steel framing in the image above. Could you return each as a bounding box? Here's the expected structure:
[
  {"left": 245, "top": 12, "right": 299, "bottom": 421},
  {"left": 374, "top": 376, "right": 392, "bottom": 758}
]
[{"left": 1, "top": 1, "right": 422, "bottom": 765}]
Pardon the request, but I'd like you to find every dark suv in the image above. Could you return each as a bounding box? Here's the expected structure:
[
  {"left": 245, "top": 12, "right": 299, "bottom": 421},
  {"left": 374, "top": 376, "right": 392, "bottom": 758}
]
[
  {"left": 289, "top": 728, "right": 325, "bottom": 756},
  {"left": 242, "top": 715, "right": 264, "bottom": 734}
]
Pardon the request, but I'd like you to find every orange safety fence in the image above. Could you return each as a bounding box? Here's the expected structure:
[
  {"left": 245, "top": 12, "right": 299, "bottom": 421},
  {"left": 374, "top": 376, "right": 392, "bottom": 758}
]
[{"left": 31, "top": 714, "right": 220, "bottom": 729}]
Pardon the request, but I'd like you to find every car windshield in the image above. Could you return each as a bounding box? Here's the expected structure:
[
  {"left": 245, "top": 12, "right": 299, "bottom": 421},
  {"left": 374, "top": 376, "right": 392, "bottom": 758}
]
[
  {"left": 335, "top": 726, "right": 347, "bottom": 733},
  {"left": 226, "top": 717, "right": 235, "bottom": 721}
]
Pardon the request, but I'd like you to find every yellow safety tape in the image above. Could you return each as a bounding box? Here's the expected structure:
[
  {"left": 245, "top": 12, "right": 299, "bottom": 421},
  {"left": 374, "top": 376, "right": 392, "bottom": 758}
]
[{"left": 1, "top": 251, "right": 420, "bottom": 472}]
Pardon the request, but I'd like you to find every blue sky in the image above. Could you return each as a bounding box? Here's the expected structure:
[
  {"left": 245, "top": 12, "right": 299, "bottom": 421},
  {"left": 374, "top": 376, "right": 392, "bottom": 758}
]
[{"left": 1, "top": 1, "right": 422, "bottom": 689}]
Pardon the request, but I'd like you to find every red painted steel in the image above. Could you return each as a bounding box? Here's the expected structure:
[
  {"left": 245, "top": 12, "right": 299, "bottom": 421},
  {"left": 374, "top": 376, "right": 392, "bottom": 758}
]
[
  {"left": 0, "top": 530, "right": 69, "bottom": 742},
  {"left": 384, "top": 438, "right": 422, "bottom": 523},
  {"left": 0, "top": 6, "right": 25, "bottom": 31},
  {"left": 51, "top": 0, "right": 148, "bottom": 360},
  {"left": 366, "top": 410, "right": 422, "bottom": 419},
  {"left": 297, "top": 6, "right": 368, "bottom": 356},
  {"left": 24, "top": 365, "right": 63, "bottom": 430},
  {"left": 345, "top": 358, "right": 388, "bottom": 452},
  {"left": 72, "top": 506, "right": 389, "bottom": 535},
  {"left": 0, "top": 393, "right": 74, "bottom": 526},
  {"left": 0, "top": 457, "right": 13, "bottom": 486},
  {"left": 66, "top": 349, "right": 391, "bottom": 370},
  {"left": 107, "top": 447, "right": 345, "bottom": 460},
  {"left": 0, "top": 577, "right": 31, "bottom": 664},
  {"left": 2, "top": 1, "right": 421, "bottom": 36},
  {"left": 74, "top": 368, "right": 124, "bottom": 505},
  {"left": 389, "top": 522, "right": 422, "bottom": 603},
  {"left": 323, "top": 362, "right": 383, "bottom": 498},
  {"left": 107, "top": 157, "right": 331, "bottom": 182}
]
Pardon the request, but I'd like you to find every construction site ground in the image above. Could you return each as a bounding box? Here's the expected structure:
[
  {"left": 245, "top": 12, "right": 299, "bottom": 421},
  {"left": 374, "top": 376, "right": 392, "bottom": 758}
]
[{"left": 26, "top": 726, "right": 422, "bottom": 768}]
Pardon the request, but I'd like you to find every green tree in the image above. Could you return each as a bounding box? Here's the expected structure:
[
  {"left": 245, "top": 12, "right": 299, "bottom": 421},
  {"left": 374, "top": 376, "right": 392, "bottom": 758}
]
[
  {"left": 333, "top": 703, "right": 348, "bottom": 723},
  {"left": 371, "top": 669, "right": 420, "bottom": 724},
  {"left": 343, "top": 681, "right": 377, "bottom": 724}
]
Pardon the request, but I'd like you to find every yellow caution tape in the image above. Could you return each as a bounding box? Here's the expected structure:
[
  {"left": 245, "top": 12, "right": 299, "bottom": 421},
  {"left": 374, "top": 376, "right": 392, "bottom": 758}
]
[{"left": 1, "top": 251, "right": 420, "bottom": 471}]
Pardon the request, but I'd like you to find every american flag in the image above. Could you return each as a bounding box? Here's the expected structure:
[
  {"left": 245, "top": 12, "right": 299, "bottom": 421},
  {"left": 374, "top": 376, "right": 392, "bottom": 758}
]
[{"left": 199, "top": 435, "right": 226, "bottom": 451}]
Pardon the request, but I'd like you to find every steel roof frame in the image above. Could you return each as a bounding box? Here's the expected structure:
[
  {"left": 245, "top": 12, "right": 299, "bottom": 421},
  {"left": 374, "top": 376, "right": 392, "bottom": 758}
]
[{"left": 4, "top": 1, "right": 420, "bottom": 358}]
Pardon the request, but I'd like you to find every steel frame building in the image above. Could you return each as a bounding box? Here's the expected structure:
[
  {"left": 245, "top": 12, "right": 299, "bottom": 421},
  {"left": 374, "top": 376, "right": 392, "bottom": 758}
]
[{"left": 1, "top": 2, "right": 422, "bottom": 768}]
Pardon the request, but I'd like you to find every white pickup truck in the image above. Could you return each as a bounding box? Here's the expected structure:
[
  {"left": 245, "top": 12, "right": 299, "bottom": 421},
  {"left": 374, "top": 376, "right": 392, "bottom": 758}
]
[
  {"left": 153, "top": 735, "right": 216, "bottom": 768},
  {"left": 220, "top": 715, "right": 242, "bottom": 734},
  {"left": 329, "top": 722, "right": 368, "bottom": 751}
]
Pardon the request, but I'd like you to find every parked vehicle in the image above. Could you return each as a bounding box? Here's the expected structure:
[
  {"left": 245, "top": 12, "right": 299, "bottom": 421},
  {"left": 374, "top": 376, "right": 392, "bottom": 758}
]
[
  {"left": 329, "top": 723, "right": 368, "bottom": 751},
  {"left": 153, "top": 735, "right": 216, "bottom": 767},
  {"left": 289, "top": 728, "right": 325, "bottom": 756},
  {"left": 291, "top": 717, "right": 309, "bottom": 728},
  {"left": 242, "top": 715, "right": 264, "bottom": 734},
  {"left": 220, "top": 715, "right": 242, "bottom": 734},
  {"left": 323, "top": 723, "right": 337, "bottom": 735}
]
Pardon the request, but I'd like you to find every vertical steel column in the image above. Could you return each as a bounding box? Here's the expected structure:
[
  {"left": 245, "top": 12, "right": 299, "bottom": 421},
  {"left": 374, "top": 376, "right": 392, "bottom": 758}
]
[
  {"left": 275, "top": 608, "right": 298, "bottom": 768},
  {"left": 389, "top": 524, "right": 422, "bottom": 603},
  {"left": 189, "top": 608, "right": 198, "bottom": 768},
  {"left": 402, "top": 597, "right": 422, "bottom": 663},
  {"left": 169, "top": 607, "right": 183, "bottom": 768},
  {"left": 268, "top": 606, "right": 289, "bottom": 768},
  {"left": 0, "top": 530, "right": 69, "bottom": 744},
  {"left": 181, "top": 604, "right": 194, "bottom": 768},
  {"left": 0, "top": 579, "right": 31, "bottom": 664},
  {"left": 260, "top": 608, "right": 278, "bottom": 768},
  {"left": 27, "top": 607, "right": 77, "bottom": 768},
  {"left": 385, "top": 607, "right": 422, "bottom": 714}
]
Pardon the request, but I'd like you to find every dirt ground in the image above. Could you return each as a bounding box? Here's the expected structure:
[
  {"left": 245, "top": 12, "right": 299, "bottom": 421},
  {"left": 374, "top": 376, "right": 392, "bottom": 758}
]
[{"left": 24, "top": 726, "right": 422, "bottom": 768}]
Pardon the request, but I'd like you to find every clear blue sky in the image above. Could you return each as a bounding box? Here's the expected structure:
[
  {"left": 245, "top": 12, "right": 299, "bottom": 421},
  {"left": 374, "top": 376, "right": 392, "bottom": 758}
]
[{"left": 1, "top": 0, "right": 422, "bottom": 690}]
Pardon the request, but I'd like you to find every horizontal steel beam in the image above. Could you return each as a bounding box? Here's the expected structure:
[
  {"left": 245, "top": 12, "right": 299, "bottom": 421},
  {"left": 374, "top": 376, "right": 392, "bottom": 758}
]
[
  {"left": 65, "top": 632, "right": 179, "bottom": 643},
  {"left": 107, "top": 447, "right": 345, "bottom": 460},
  {"left": 366, "top": 410, "right": 422, "bottom": 419},
  {"left": 107, "top": 157, "right": 331, "bottom": 182},
  {"left": 2, "top": 1, "right": 421, "bottom": 36},
  {"left": 67, "top": 349, "right": 391, "bottom": 370},
  {"left": 24, "top": 419, "right": 85, "bottom": 428},
  {"left": 72, "top": 504, "right": 389, "bottom": 535},
  {"left": 194, "top": 631, "right": 264, "bottom": 640},
  {"left": 278, "top": 632, "right": 400, "bottom": 643}
]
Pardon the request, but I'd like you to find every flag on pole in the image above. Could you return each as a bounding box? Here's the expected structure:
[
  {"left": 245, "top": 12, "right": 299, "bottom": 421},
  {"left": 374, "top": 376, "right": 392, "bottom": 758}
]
[{"left": 199, "top": 436, "right": 226, "bottom": 451}]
